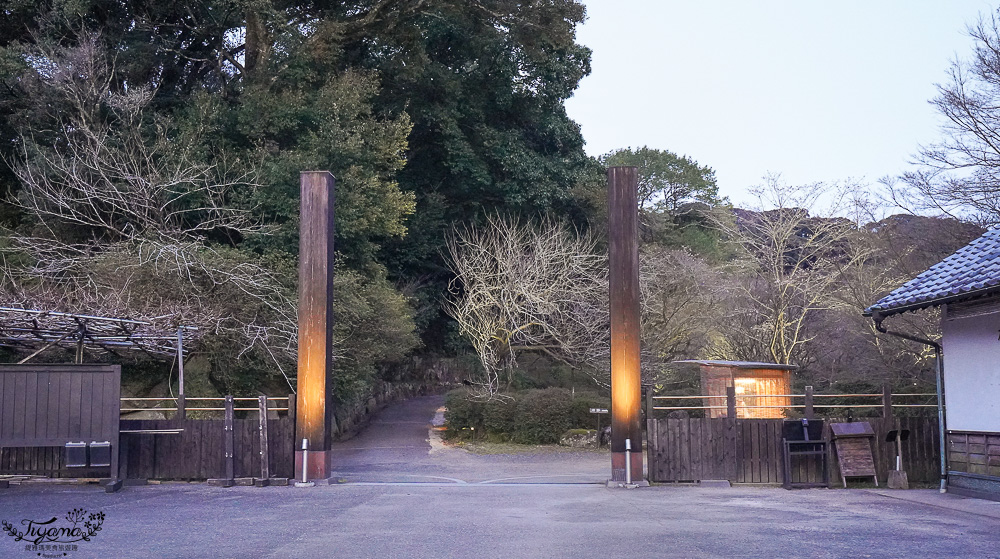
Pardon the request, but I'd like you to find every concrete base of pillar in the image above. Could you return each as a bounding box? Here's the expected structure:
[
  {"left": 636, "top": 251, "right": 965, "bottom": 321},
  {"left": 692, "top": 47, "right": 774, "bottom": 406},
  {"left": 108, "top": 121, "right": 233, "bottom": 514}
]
[
  {"left": 294, "top": 450, "right": 332, "bottom": 482},
  {"left": 610, "top": 451, "right": 644, "bottom": 484},
  {"left": 607, "top": 479, "right": 650, "bottom": 488}
]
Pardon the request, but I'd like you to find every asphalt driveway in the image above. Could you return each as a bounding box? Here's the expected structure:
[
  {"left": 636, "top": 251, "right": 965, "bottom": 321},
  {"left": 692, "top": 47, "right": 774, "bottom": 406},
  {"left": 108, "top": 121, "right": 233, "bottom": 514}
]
[
  {"left": 328, "top": 394, "right": 611, "bottom": 484},
  {"left": 1, "top": 395, "right": 998, "bottom": 558}
]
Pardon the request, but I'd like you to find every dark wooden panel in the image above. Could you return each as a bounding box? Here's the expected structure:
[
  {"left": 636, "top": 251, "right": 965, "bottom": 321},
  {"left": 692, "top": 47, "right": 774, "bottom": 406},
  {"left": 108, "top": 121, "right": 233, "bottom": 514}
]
[
  {"left": 68, "top": 372, "right": 83, "bottom": 439},
  {"left": 43, "top": 373, "right": 58, "bottom": 441},
  {"left": 1, "top": 373, "right": 13, "bottom": 440},
  {"left": 1, "top": 364, "right": 121, "bottom": 477},
  {"left": 12, "top": 372, "right": 27, "bottom": 441},
  {"left": 23, "top": 372, "right": 38, "bottom": 442},
  {"left": 87, "top": 373, "right": 103, "bottom": 442},
  {"left": 79, "top": 373, "right": 94, "bottom": 440},
  {"left": 766, "top": 419, "right": 780, "bottom": 483}
]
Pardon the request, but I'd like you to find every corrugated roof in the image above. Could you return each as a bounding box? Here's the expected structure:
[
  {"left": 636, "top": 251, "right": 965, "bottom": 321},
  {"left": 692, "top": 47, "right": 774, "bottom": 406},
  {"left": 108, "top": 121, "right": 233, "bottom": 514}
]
[{"left": 866, "top": 227, "right": 1000, "bottom": 317}]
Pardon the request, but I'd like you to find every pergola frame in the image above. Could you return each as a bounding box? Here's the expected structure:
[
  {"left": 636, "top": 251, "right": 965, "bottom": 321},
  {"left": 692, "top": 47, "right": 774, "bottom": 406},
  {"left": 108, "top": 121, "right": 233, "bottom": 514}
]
[
  {"left": 0, "top": 307, "right": 194, "bottom": 362},
  {"left": 0, "top": 307, "right": 196, "bottom": 417}
]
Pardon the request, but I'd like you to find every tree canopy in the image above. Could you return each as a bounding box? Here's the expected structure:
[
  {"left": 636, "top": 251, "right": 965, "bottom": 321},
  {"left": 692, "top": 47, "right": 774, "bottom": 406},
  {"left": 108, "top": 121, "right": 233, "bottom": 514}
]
[
  {"left": 0, "top": 0, "right": 598, "bottom": 400},
  {"left": 599, "top": 147, "right": 720, "bottom": 213}
]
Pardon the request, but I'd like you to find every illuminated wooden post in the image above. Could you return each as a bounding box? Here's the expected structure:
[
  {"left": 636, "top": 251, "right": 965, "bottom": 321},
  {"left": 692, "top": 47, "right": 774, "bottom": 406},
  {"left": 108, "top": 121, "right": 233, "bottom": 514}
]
[
  {"left": 608, "top": 166, "right": 644, "bottom": 483},
  {"left": 295, "top": 171, "right": 336, "bottom": 481}
]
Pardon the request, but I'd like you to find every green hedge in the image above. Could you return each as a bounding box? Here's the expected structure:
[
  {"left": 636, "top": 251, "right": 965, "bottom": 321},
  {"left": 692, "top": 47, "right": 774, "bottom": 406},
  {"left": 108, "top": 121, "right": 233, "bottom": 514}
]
[{"left": 444, "top": 388, "right": 610, "bottom": 444}]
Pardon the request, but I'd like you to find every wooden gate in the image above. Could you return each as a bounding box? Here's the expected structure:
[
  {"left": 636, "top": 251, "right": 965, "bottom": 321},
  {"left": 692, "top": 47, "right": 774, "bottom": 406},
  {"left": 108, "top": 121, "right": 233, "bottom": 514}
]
[
  {"left": 647, "top": 417, "right": 940, "bottom": 484},
  {"left": 646, "top": 418, "right": 789, "bottom": 483}
]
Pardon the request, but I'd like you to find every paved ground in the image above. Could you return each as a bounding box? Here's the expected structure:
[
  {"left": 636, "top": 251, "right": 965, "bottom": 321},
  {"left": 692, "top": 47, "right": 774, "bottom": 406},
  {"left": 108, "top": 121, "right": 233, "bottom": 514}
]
[
  {"left": 328, "top": 394, "right": 610, "bottom": 484},
  {"left": 1, "top": 395, "right": 999, "bottom": 558}
]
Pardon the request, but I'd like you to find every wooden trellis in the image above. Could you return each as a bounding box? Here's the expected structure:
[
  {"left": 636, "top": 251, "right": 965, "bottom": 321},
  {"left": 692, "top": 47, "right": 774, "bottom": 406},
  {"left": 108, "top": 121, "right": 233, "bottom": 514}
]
[{"left": 0, "top": 307, "right": 195, "bottom": 362}]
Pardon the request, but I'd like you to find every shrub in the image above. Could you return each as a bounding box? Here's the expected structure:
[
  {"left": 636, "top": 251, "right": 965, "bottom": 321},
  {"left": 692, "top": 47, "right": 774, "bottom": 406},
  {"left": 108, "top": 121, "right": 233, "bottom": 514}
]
[
  {"left": 444, "top": 387, "right": 611, "bottom": 444},
  {"left": 511, "top": 388, "right": 573, "bottom": 444},
  {"left": 443, "top": 389, "right": 483, "bottom": 439},
  {"left": 482, "top": 398, "right": 518, "bottom": 439},
  {"left": 567, "top": 395, "right": 611, "bottom": 429}
]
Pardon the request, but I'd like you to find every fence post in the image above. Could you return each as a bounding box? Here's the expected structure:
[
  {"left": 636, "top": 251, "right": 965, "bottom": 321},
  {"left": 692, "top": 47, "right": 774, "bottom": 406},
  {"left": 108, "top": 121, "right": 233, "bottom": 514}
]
[
  {"left": 726, "top": 385, "right": 737, "bottom": 421},
  {"left": 645, "top": 387, "right": 653, "bottom": 421},
  {"left": 804, "top": 386, "right": 814, "bottom": 419},
  {"left": 286, "top": 392, "right": 296, "bottom": 422},
  {"left": 223, "top": 395, "right": 235, "bottom": 486},
  {"left": 257, "top": 395, "right": 270, "bottom": 486},
  {"left": 882, "top": 385, "right": 892, "bottom": 419},
  {"left": 176, "top": 326, "right": 185, "bottom": 420}
]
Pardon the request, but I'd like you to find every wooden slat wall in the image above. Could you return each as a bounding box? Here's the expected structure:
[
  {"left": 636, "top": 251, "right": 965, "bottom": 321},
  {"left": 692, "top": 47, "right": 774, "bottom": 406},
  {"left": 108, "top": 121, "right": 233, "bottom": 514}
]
[
  {"left": 648, "top": 417, "right": 941, "bottom": 484},
  {"left": 3, "top": 417, "right": 295, "bottom": 480},
  {"left": 0, "top": 365, "right": 121, "bottom": 477},
  {"left": 948, "top": 430, "right": 1000, "bottom": 479},
  {"left": 0, "top": 365, "right": 120, "bottom": 447},
  {"left": 648, "top": 418, "right": 737, "bottom": 482},
  {"left": 119, "top": 418, "right": 295, "bottom": 480}
]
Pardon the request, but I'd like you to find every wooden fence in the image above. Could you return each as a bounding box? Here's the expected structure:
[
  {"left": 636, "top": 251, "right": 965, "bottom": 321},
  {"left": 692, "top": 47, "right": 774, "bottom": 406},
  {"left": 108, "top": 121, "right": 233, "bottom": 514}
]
[
  {"left": 117, "top": 417, "right": 294, "bottom": 480},
  {"left": 647, "top": 416, "right": 940, "bottom": 485},
  {"left": 1, "top": 395, "right": 296, "bottom": 482}
]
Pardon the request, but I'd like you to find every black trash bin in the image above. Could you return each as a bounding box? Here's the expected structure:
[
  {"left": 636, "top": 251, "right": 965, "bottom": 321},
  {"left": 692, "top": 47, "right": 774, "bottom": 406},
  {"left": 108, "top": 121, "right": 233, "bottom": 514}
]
[{"left": 781, "top": 418, "right": 830, "bottom": 489}]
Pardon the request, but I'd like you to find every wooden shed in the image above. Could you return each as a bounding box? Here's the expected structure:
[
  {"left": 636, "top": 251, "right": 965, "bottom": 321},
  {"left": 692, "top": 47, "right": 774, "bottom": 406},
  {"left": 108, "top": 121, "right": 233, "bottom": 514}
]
[{"left": 677, "top": 360, "right": 797, "bottom": 419}]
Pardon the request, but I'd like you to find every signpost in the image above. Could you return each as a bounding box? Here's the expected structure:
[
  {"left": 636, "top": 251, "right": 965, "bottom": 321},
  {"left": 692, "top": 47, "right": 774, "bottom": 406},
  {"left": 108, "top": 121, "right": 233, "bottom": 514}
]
[{"left": 590, "top": 408, "right": 609, "bottom": 446}]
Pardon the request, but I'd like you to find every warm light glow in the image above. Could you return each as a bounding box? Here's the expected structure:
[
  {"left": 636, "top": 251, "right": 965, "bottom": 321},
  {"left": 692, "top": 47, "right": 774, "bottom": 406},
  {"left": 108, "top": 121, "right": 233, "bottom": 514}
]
[
  {"left": 733, "top": 376, "right": 790, "bottom": 419},
  {"left": 701, "top": 365, "right": 792, "bottom": 419},
  {"left": 611, "top": 363, "right": 640, "bottom": 425}
]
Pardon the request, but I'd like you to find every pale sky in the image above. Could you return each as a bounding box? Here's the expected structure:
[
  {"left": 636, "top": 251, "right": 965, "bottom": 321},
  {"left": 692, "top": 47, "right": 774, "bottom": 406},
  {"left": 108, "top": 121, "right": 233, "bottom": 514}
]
[{"left": 565, "top": 1, "right": 997, "bottom": 206}]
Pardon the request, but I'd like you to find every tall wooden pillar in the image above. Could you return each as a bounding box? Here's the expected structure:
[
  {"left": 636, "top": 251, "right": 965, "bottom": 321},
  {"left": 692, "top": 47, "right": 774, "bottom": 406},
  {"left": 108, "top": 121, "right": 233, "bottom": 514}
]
[
  {"left": 295, "top": 171, "right": 336, "bottom": 480},
  {"left": 608, "top": 166, "right": 644, "bottom": 483}
]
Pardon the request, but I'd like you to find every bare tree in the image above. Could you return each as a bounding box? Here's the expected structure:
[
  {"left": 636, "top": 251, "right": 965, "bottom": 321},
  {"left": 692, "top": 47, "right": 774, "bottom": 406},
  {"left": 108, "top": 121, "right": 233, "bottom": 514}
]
[
  {"left": 640, "top": 247, "right": 721, "bottom": 378},
  {"left": 711, "top": 176, "right": 874, "bottom": 365},
  {"left": 13, "top": 34, "right": 260, "bottom": 242},
  {"left": 445, "top": 215, "right": 609, "bottom": 398},
  {"left": 445, "top": 215, "right": 727, "bottom": 398},
  {"left": 1, "top": 33, "right": 298, "bottom": 386},
  {"left": 888, "top": 13, "right": 1000, "bottom": 225}
]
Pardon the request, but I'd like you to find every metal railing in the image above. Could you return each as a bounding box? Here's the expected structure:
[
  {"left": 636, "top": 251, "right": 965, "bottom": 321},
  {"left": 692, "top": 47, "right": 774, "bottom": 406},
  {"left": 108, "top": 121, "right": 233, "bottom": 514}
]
[
  {"left": 120, "top": 396, "right": 291, "bottom": 416},
  {"left": 649, "top": 386, "right": 937, "bottom": 418}
]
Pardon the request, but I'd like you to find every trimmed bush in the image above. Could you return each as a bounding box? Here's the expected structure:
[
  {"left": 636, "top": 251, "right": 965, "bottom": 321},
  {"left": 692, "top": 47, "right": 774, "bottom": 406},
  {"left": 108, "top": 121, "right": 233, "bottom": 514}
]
[
  {"left": 443, "top": 389, "right": 483, "bottom": 434},
  {"left": 567, "top": 395, "right": 611, "bottom": 428},
  {"left": 482, "top": 397, "right": 518, "bottom": 438},
  {"left": 444, "top": 388, "right": 611, "bottom": 444},
  {"left": 512, "top": 388, "right": 573, "bottom": 443}
]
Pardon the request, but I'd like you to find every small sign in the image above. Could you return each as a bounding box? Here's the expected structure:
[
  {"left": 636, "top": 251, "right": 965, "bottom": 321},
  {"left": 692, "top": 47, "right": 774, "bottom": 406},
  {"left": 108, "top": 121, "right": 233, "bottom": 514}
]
[{"left": 589, "top": 408, "right": 609, "bottom": 414}]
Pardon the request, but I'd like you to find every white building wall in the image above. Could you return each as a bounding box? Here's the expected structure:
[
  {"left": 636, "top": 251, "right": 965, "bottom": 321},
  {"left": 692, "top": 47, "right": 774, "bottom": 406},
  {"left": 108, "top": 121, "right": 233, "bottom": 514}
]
[{"left": 942, "top": 307, "right": 1000, "bottom": 432}]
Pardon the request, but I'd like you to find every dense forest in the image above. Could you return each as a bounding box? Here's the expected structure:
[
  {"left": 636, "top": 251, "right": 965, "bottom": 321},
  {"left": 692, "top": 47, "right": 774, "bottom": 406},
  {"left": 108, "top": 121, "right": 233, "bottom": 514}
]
[{"left": 0, "top": 2, "right": 997, "bottom": 407}]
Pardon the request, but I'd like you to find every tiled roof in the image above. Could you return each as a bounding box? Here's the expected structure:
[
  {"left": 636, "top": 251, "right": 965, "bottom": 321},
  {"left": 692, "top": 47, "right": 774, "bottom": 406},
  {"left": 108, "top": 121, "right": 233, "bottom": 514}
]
[{"left": 866, "top": 227, "right": 1000, "bottom": 316}]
